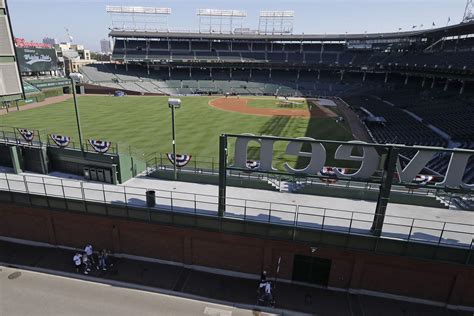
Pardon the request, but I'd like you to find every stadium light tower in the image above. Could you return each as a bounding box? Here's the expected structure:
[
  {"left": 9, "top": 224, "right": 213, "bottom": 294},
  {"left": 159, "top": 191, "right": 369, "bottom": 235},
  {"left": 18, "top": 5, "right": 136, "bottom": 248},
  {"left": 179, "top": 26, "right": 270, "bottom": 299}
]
[
  {"left": 69, "top": 77, "right": 84, "bottom": 152},
  {"left": 258, "top": 11, "right": 294, "bottom": 35},
  {"left": 168, "top": 98, "right": 181, "bottom": 180},
  {"left": 106, "top": 6, "right": 171, "bottom": 31},
  {"left": 463, "top": 0, "right": 474, "bottom": 23},
  {"left": 197, "top": 9, "right": 247, "bottom": 34}
]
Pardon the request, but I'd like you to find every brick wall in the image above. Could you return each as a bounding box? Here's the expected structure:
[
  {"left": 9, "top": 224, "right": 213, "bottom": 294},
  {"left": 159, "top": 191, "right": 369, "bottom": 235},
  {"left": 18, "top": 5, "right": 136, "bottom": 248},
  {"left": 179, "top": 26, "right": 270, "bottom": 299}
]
[{"left": 0, "top": 202, "right": 472, "bottom": 307}]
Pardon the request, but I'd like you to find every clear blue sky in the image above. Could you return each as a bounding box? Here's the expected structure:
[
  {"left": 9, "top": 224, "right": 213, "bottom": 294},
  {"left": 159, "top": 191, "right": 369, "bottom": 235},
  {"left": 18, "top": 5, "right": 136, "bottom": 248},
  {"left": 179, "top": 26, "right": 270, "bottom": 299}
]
[{"left": 8, "top": 0, "right": 467, "bottom": 51}]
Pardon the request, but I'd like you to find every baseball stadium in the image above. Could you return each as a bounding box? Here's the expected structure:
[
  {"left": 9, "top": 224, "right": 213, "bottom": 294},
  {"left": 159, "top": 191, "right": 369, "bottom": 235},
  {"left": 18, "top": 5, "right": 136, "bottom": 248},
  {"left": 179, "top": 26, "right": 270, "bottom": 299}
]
[{"left": 0, "top": 1, "right": 474, "bottom": 314}]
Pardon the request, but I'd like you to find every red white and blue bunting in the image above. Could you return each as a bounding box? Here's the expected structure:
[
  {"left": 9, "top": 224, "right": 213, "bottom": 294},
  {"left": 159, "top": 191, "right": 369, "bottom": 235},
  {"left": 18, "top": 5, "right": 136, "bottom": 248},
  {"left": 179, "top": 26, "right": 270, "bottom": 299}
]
[
  {"left": 319, "top": 167, "right": 347, "bottom": 183},
  {"left": 246, "top": 160, "right": 260, "bottom": 170},
  {"left": 166, "top": 153, "right": 192, "bottom": 167},
  {"left": 50, "top": 134, "right": 71, "bottom": 148},
  {"left": 88, "top": 139, "right": 111, "bottom": 153},
  {"left": 412, "top": 174, "right": 434, "bottom": 185},
  {"left": 18, "top": 128, "right": 34, "bottom": 142}
]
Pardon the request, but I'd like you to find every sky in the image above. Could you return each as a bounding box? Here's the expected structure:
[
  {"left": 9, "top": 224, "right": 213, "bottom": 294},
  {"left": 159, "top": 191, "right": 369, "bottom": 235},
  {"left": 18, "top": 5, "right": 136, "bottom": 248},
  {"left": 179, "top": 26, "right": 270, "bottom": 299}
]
[{"left": 7, "top": 0, "right": 468, "bottom": 51}]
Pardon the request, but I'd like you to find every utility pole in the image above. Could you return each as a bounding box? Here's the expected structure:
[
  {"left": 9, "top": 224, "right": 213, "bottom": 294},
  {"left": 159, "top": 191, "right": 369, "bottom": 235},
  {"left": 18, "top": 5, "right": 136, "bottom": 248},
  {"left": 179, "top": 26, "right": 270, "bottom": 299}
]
[{"left": 70, "top": 78, "right": 84, "bottom": 152}]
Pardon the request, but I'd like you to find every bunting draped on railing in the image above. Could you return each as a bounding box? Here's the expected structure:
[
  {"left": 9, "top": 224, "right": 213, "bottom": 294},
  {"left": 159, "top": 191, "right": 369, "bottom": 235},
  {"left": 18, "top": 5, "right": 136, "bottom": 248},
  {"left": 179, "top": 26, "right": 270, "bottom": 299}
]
[
  {"left": 50, "top": 134, "right": 71, "bottom": 148},
  {"left": 319, "top": 166, "right": 347, "bottom": 183},
  {"left": 17, "top": 128, "right": 34, "bottom": 142},
  {"left": 88, "top": 139, "right": 111, "bottom": 153},
  {"left": 166, "top": 153, "right": 192, "bottom": 167},
  {"left": 245, "top": 160, "right": 260, "bottom": 170},
  {"left": 412, "top": 175, "right": 435, "bottom": 185}
]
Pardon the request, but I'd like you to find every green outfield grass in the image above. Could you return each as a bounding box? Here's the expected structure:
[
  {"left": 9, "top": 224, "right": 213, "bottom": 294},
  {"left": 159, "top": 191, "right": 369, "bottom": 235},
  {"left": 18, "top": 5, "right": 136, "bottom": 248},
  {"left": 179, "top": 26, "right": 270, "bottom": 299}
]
[
  {"left": 0, "top": 95, "right": 353, "bottom": 168},
  {"left": 246, "top": 98, "right": 308, "bottom": 110}
]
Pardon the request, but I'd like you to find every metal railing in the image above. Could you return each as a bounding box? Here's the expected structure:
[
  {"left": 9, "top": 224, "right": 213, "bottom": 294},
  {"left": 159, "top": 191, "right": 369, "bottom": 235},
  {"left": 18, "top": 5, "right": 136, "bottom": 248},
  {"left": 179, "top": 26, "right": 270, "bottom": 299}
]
[
  {"left": 146, "top": 153, "right": 218, "bottom": 175},
  {"left": 0, "top": 172, "right": 472, "bottom": 252}
]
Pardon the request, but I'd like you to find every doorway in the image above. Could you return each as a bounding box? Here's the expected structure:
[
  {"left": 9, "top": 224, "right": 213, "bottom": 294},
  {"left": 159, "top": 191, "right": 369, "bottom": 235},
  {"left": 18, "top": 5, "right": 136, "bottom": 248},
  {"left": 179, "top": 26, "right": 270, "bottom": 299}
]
[{"left": 292, "top": 254, "right": 331, "bottom": 286}]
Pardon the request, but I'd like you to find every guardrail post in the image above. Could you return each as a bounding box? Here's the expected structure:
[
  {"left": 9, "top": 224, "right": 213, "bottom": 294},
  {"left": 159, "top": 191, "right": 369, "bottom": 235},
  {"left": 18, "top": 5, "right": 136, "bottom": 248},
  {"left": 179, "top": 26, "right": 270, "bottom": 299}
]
[
  {"left": 294, "top": 205, "right": 299, "bottom": 227},
  {"left": 268, "top": 202, "right": 272, "bottom": 223},
  {"left": 244, "top": 200, "right": 247, "bottom": 220},
  {"left": 371, "top": 147, "right": 399, "bottom": 237},
  {"left": 170, "top": 191, "right": 173, "bottom": 211},
  {"left": 218, "top": 135, "right": 227, "bottom": 217},
  {"left": 321, "top": 208, "right": 326, "bottom": 230},
  {"left": 4, "top": 173, "right": 11, "bottom": 192},
  {"left": 438, "top": 222, "right": 446, "bottom": 245},
  {"left": 60, "top": 179, "right": 66, "bottom": 199},
  {"left": 194, "top": 193, "right": 197, "bottom": 214},
  {"left": 349, "top": 211, "right": 354, "bottom": 233},
  {"left": 407, "top": 218, "right": 415, "bottom": 240}
]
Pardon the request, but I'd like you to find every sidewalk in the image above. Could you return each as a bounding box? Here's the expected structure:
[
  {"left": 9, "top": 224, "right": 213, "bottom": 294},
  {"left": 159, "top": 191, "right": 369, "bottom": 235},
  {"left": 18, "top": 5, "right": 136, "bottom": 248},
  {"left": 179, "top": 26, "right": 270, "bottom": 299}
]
[{"left": 0, "top": 239, "right": 468, "bottom": 315}]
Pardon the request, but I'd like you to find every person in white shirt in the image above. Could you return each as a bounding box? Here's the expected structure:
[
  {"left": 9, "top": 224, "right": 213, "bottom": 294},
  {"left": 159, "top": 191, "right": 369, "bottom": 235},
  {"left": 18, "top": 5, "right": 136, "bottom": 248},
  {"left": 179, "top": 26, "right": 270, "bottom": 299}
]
[
  {"left": 84, "top": 244, "right": 97, "bottom": 268},
  {"left": 73, "top": 253, "right": 82, "bottom": 273}
]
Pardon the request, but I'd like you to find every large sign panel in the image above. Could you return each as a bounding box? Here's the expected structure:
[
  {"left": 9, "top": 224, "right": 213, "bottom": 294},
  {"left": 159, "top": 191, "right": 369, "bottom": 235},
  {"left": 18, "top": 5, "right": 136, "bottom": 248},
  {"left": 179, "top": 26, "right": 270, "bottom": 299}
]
[
  {"left": 229, "top": 134, "right": 474, "bottom": 190},
  {"left": 16, "top": 48, "right": 58, "bottom": 73}
]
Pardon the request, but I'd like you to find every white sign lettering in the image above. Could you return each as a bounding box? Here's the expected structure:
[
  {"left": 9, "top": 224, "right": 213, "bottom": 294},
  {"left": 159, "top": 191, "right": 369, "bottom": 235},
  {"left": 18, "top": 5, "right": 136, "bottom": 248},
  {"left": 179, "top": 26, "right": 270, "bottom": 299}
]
[{"left": 231, "top": 136, "right": 473, "bottom": 188}]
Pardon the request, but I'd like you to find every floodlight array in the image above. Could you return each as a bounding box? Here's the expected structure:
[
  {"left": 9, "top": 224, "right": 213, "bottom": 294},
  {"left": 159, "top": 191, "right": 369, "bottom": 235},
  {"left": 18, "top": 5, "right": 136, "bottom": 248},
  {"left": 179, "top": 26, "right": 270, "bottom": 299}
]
[
  {"left": 106, "top": 6, "right": 171, "bottom": 15},
  {"left": 260, "top": 11, "right": 294, "bottom": 18},
  {"left": 197, "top": 9, "right": 247, "bottom": 17}
]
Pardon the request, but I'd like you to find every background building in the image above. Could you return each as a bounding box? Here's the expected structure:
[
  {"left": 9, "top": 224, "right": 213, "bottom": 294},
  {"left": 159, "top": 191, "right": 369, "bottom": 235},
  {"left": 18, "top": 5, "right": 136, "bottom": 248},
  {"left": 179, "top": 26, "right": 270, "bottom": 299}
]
[
  {"left": 55, "top": 42, "right": 94, "bottom": 74},
  {"left": 42, "top": 37, "right": 58, "bottom": 46}
]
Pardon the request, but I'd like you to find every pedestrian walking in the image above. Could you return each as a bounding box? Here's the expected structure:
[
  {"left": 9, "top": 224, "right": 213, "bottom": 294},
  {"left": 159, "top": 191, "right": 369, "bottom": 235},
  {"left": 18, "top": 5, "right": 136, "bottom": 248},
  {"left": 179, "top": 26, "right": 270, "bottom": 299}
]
[
  {"left": 85, "top": 244, "right": 97, "bottom": 268},
  {"left": 73, "top": 253, "right": 82, "bottom": 273},
  {"left": 82, "top": 252, "right": 91, "bottom": 274},
  {"left": 98, "top": 249, "right": 109, "bottom": 271}
]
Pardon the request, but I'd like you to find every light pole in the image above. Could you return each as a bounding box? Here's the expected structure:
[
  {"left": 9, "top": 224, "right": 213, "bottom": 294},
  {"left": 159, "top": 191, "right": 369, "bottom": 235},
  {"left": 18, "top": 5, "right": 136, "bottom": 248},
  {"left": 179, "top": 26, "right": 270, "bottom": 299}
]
[
  {"left": 70, "top": 77, "right": 84, "bottom": 152},
  {"left": 168, "top": 98, "right": 181, "bottom": 180}
]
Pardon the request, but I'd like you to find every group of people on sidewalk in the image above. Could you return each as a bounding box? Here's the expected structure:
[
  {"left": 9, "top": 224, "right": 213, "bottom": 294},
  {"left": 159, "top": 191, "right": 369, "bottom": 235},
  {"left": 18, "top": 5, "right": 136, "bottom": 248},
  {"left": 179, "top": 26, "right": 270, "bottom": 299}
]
[{"left": 73, "top": 245, "right": 111, "bottom": 275}]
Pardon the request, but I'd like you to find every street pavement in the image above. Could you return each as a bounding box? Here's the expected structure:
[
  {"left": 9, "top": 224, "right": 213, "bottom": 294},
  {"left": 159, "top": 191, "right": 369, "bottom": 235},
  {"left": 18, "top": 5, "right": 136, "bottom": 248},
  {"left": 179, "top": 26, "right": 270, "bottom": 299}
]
[
  {"left": 0, "top": 265, "right": 282, "bottom": 316},
  {"left": 0, "top": 239, "right": 470, "bottom": 316}
]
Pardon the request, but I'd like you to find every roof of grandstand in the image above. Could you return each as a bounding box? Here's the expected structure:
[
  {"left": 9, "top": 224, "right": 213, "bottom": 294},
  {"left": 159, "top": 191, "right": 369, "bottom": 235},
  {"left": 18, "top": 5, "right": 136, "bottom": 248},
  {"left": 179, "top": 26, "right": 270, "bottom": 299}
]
[{"left": 110, "top": 21, "right": 474, "bottom": 41}]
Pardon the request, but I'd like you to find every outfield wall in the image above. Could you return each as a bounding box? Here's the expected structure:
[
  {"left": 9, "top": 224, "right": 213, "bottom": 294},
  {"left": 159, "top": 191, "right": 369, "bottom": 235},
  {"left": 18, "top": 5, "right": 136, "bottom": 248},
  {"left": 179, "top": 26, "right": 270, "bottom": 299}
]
[{"left": 0, "top": 201, "right": 473, "bottom": 309}]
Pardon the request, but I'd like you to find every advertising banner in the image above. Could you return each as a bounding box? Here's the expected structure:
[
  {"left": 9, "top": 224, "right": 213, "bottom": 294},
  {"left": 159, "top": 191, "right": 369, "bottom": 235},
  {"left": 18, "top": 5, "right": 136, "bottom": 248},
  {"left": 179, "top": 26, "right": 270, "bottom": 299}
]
[{"left": 16, "top": 48, "right": 58, "bottom": 73}]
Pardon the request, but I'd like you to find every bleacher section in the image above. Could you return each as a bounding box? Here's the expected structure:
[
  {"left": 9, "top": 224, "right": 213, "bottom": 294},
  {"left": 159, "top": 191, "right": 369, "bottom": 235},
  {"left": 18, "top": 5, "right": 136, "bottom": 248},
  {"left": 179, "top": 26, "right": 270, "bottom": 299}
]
[{"left": 112, "top": 39, "right": 474, "bottom": 71}]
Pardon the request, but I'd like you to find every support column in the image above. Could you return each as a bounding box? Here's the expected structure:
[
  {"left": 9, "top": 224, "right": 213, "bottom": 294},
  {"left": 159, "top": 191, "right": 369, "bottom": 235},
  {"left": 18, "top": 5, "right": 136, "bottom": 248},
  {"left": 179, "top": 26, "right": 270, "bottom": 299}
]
[
  {"left": 269, "top": 68, "right": 272, "bottom": 79},
  {"left": 147, "top": 63, "right": 150, "bottom": 75},
  {"left": 431, "top": 77, "right": 436, "bottom": 89},
  {"left": 421, "top": 77, "right": 426, "bottom": 88},
  {"left": 340, "top": 71, "right": 344, "bottom": 82},
  {"left": 249, "top": 68, "right": 252, "bottom": 79},
  {"left": 404, "top": 75, "right": 409, "bottom": 85},
  {"left": 218, "top": 135, "right": 227, "bottom": 217},
  {"left": 362, "top": 72, "right": 367, "bottom": 82},
  {"left": 189, "top": 67, "right": 192, "bottom": 79},
  {"left": 297, "top": 69, "right": 300, "bottom": 80},
  {"left": 230, "top": 68, "right": 232, "bottom": 79},
  {"left": 317, "top": 70, "right": 321, "bottom": 80},
  {"left": 460, "top": 81, "right": 465, "bottom": 95},
  {"left": 384, "top": 72, "right": 389, "bottom": 83},
  {"left": 168, "top": 67, "right": 171, "bottom": 78},
  {"left": 444, "top": 79, "right": 450, "bottom": 92},
  {"left": 371, "top": 147, "right": 399, "bottom": 236},
  {"left": 210, "top": 68, "right": 212, "bottom": 79}
]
